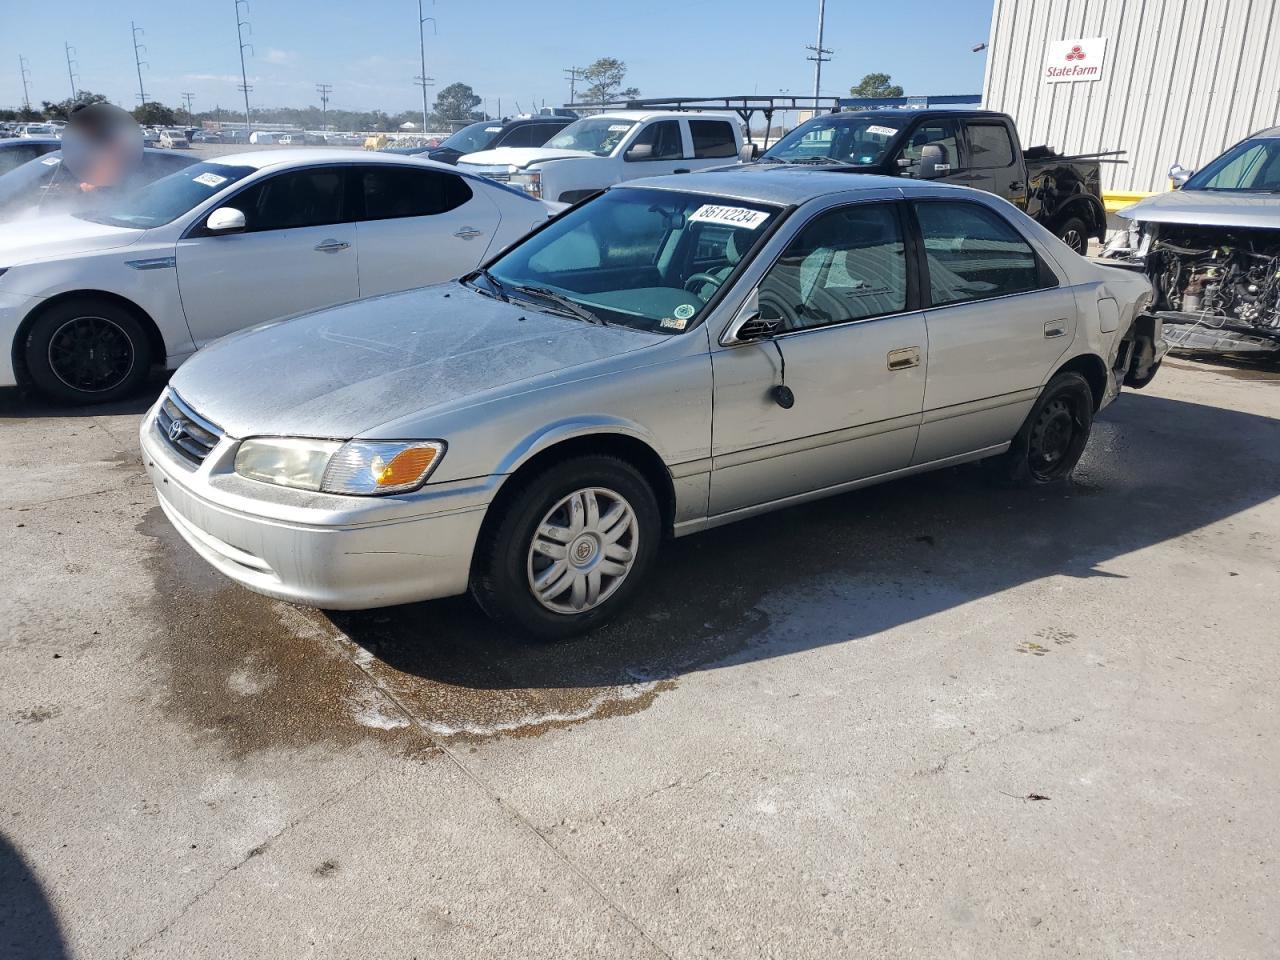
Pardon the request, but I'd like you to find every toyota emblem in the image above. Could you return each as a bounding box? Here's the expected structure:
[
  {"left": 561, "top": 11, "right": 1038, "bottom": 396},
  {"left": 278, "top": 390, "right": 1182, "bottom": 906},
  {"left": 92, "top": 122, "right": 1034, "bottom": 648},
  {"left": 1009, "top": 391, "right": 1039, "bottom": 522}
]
[{"left": 167, "top": 418, "right": 188, "bottom": 443}]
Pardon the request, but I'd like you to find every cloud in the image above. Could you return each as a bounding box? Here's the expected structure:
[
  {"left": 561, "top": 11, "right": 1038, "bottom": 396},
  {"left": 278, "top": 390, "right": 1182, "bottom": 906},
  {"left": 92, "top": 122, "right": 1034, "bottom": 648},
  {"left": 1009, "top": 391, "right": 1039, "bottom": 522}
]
[
  {"left": 262, "top": 48, "right": 298, "bottom": 65},
  {"left": 182, "top": 73, "right": 250, "bottom": 84}
]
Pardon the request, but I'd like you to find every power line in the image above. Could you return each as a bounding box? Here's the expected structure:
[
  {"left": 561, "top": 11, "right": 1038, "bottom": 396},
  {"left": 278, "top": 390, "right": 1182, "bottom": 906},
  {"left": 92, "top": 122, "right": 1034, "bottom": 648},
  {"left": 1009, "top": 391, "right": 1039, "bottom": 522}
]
[
  {"left": 131, "top": 21, "right": 149, "bottom": 105},
  {"left": 181, "top": 92, "right": 195, "bottom": 120},
  {"left": 415, "top": 0, "right": 437, "bottom": 132},
  {"left": 65, "top": 43, "right": 79, "bottom": 101},
  {"left": 563, "top": 67, "right": 585, "bottom": 107},
  {"left": 18, "top": 55, "right": 32, "bottom": 111},
  {"left": 316, "top": 82, "right": 332, "bottom": 130},
  {"left": 805, "top": 0, "right": 833, "bottom": 102},
  {"left": 234, "top": 0, "right": 254, "bottom": 132}
]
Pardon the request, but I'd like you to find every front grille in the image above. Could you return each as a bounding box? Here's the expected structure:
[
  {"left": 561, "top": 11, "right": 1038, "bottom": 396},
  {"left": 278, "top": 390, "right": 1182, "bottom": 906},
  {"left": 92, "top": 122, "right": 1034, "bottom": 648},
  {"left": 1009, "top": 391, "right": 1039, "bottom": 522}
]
[{"left": 155, "top": 391, "right": 223, "bottom": 465}]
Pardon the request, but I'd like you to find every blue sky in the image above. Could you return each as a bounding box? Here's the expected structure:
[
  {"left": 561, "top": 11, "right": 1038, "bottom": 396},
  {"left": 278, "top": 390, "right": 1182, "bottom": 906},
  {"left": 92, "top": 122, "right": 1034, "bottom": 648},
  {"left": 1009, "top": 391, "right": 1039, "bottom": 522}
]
[{"left": 4, "top": 0, "right": 994, "bottom": 116}]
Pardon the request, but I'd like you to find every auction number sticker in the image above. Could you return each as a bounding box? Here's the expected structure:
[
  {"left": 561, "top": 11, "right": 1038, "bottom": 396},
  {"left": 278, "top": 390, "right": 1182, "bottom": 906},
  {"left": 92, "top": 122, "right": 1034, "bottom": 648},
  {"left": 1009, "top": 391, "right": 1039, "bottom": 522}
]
[
  {"left": 866, "top": 125, "right": 898, "bottom": 137},
  {"left": 193, "top": 172, "right": 227, "bottom": 188},
  {"left": 689, "top": 204, "right": 769, "bottom": 229},
  {"left": 608, "top": 124, "right": 632, "bottom": 132}
]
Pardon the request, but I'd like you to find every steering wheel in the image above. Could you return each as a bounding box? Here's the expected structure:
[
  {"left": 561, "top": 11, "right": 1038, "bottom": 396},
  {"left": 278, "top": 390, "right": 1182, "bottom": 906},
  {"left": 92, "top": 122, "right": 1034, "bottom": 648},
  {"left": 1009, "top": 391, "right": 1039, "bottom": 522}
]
[{"left": 683, "top": 272, "right": 724, "bottom": 296}]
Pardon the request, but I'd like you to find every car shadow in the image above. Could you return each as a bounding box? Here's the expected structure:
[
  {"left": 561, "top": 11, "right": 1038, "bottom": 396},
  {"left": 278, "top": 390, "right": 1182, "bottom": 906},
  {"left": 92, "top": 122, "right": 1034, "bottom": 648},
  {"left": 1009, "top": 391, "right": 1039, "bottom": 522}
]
[
  {"left": 0, "top": 833, "right": 69, "bottom": 960},
  {"left": 0, "top": 375, "right": 168, "bottom": 420},
  {"left": 327, "top": 391, "right": 1280, "bottom": 693}
]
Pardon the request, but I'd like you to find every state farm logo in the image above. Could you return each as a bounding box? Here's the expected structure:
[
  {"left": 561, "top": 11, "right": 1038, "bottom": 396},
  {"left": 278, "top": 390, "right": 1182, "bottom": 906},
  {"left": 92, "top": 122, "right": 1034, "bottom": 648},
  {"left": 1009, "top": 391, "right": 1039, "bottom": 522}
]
[
  {"left": 1065, "top": 45, "right": 1086, "bottom": 61},
  {"left": 1045, "top": 37, "right": 1106, "bottom": 83}
]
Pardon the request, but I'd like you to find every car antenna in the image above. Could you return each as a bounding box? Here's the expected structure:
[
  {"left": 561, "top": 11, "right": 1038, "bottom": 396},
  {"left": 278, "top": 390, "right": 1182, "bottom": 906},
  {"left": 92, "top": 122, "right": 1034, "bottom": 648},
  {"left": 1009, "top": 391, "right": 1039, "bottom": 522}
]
[{"left": 769, "top": 339, "right": 795, "bottom": 409}]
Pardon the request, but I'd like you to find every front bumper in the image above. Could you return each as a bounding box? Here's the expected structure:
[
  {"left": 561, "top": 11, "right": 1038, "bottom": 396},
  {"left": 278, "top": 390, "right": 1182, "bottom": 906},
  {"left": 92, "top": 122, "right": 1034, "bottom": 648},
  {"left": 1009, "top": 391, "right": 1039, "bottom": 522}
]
[
  {"left": 0, "top": 291, "right": 39, "bottom": 388},
  {"left": 139, "top": 395, "right": 495, "bottom": 610}
]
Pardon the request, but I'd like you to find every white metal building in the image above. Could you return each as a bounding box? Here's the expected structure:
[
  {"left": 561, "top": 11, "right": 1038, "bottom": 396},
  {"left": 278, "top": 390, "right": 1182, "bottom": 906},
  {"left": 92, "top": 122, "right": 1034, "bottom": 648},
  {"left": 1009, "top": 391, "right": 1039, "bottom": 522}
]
[{"left": 982, "top": 0, "right": 1280, "bottom": 196}]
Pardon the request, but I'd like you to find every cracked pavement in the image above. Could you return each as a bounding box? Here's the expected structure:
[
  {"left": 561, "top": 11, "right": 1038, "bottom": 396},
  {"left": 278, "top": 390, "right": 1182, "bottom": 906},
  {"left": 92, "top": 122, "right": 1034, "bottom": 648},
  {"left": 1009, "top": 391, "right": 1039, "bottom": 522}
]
[{"left": 1, "top": 358, "right": 1278, "bottom": 958}]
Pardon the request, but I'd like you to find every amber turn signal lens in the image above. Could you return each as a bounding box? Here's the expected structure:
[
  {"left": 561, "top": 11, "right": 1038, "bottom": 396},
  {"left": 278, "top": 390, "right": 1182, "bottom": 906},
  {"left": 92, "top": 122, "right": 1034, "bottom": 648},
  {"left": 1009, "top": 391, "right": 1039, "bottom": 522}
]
[{"left": 373, "top": 446, "right": 438, "bottom": 487}]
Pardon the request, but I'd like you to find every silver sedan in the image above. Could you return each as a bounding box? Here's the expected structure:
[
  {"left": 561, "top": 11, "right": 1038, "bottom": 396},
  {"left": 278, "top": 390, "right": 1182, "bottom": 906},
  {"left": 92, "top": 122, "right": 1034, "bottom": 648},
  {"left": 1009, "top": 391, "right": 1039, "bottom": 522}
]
[{"left": 141, "top": 171, "right": 1161, "bottom": 638}]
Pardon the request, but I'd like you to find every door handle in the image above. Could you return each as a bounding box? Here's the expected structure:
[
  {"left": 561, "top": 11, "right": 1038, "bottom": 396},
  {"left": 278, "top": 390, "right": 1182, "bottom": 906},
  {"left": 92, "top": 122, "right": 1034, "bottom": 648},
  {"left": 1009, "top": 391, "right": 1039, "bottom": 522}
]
[
  {"left": 314, "top": 239, "right": 349, "bottom": 252},
  {"left": 453, "top": 227, "right": 484, "bottom": 241},
  {"left": 1043, "top": 320, "right": 1068, "bottom": 339},
  {"left": 887, "top": 346, "right": 921, "bottom": 371}
]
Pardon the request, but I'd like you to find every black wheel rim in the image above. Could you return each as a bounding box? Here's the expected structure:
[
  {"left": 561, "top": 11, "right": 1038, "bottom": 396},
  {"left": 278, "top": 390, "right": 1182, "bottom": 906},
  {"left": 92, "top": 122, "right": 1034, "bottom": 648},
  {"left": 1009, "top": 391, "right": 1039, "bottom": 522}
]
[
  {"left": 1062, "top": 228, "right": 1085, "bottom": 254},
  {"left": 1028, "top": 397, "right": 1079, "bottom": 481},
  {"left": 47, "top": 316, "right": 135, "bottom": 393}
]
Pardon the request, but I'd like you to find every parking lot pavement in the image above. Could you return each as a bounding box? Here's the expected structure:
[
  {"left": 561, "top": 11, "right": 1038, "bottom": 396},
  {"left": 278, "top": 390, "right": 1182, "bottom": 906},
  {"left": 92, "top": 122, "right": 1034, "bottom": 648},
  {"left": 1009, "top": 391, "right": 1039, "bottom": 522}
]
[{"left": 2, "top": 358, "right": 1278, "bottom": 959}]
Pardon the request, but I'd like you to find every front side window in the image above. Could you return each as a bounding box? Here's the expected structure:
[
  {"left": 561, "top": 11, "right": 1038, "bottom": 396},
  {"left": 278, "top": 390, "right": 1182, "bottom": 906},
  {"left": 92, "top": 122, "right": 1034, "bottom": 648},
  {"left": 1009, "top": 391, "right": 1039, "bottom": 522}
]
[
  {"left": 358, "top": 166, "right": 471, "bottom": 220},
  {"left": 626, "top": 120, "right": 683, "bottom": 162},
  {"left": 75, "top": 161, "right": 257, "bottom": 228},
  {"left": 758, "top": 203, "right": 908, "bottom": 330},
  {"left": 914, "top": 201, "right": 1046, "bottom": 305},
  {"left": 689, "top": 120, "right": 738, "bottom": 159},
  {"left": 481, "top": 187, "right": 781, "bottom": 333},
  {"left": 547, "top": 118, "right": 636, "bottom": 156},
  {"left": 498, "top": 125, "right": 538, "bottom": 148},
  {"left": 967, "top": 122, "right": 1015, "bottom": 169},
  {"left": 230, "top": 167, "right": 346, "bottom": 232},
  {"left": 898, "top": 120, "right": 961, "bottom": 174},
  {"left": 1185, "top": 138, "right": 1280, "bottom": 191}
]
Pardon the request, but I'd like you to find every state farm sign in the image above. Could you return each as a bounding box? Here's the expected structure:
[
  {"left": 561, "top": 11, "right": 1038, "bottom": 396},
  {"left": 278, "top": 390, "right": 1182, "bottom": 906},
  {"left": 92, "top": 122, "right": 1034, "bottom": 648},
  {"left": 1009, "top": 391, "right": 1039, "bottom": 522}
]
[{"left": 1044, "top": 37, "right": 1107, "bottom": 83}]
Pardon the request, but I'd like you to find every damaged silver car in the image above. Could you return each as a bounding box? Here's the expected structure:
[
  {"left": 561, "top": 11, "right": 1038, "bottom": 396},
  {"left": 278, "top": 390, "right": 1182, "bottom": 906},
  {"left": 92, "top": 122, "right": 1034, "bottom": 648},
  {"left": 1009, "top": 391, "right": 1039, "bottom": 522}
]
[{"left": 1104, "top": 127, "right": 1280, "bottom": 357}]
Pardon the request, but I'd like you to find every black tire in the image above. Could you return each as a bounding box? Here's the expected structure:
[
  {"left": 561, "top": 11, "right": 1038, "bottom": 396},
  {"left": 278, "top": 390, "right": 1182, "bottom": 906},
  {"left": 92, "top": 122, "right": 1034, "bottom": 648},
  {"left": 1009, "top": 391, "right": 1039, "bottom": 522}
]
[
  {"left": 1055, "top": 216, "right": 1090, "bottom": 256},
  {"left": 987, "top": 371, "right": 1094, "bottom": 486},
  {"left": 470, "top": 455, "right": 661, "bottom": 640},
  {"left": 23, "top": 298, "right": 153, "bottom": 404}
]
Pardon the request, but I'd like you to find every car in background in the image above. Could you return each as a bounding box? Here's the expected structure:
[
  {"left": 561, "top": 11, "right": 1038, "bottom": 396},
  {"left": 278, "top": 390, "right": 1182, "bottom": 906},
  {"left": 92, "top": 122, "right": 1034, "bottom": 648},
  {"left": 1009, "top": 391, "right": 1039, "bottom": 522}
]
[
  {"left": 139, "top": 172, "right": 1160, "bottom": 637},
  {"left": 457, "top": 110, "right": 743, "bottom": 204},
  {"left": 1103, "top": 126, "right": 1280, "bottom": 357},
  {"left": 400, "top": 115, "right": 576, "bottom": 165},
  {"left": 141, "top": 128, "right": 161, "bottom": 147},
  {"left": 159, "top": 129, "right": 191, "bottom": 149},
  {"left": 0, "top": 149, "right": 557, "bottom": 403},
  {"left": 18, "top": 123, "right": 60, "bottom": 139},
  {"left": 0, "top": 147, "right": 198, "bottom": 223},
  {"left": 0, "top": 137, "right": 62, "bottom": 176}
]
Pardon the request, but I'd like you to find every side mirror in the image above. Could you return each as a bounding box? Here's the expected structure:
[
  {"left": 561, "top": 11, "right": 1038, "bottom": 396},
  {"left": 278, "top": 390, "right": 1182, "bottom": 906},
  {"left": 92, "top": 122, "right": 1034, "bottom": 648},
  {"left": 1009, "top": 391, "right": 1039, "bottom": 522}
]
[
  {"left": 722, "top": 290, "right": 782, "bottom": 344},
  {"left": 738, "top": 143, "right": 760, "bottom": 163},
  {"left": 205, "top": 207, "right": 246, "bottom": 234},
  {"left": 625, "top": 143, "right": 654, "bottom": 162},
  {"left": 918, "top": 144, "right": 951, "bottom": 180},
  {"left": 1169, "top": 163, "right": 1194, "bottom": 188}
]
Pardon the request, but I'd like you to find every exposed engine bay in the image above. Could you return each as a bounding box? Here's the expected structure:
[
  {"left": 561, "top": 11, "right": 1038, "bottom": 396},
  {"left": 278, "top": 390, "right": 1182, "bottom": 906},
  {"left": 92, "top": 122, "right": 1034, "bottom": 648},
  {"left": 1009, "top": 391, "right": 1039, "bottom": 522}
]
[{"left": 1116, "top": 224, "right": 1280, "bottom": 355}]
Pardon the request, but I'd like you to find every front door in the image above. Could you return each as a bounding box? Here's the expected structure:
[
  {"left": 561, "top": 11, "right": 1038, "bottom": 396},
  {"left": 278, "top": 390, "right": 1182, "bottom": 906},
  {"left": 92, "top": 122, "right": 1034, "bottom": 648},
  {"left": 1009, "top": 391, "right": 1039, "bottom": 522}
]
[
  {"left": 176, "top": 166, "right": 358, "bottom": 345},
  {"left": 710, "top": 201, "right": 926, "bottom": 516},
  {"left": 896, "top": 117, "right": 980, "bottom": 189},
  {"left": 619, "top": 119, "right": 689, "bottom": 180}
]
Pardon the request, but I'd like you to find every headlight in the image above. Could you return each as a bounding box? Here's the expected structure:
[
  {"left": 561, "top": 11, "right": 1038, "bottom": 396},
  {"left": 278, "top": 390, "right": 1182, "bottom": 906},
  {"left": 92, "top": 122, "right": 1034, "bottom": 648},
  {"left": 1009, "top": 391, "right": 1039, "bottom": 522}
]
[
  {"left": 234, "top": 438, "right": 445, "bottom": 495},
  {"left": 509, "top": 170, "right": 542, "bottom": 198}
]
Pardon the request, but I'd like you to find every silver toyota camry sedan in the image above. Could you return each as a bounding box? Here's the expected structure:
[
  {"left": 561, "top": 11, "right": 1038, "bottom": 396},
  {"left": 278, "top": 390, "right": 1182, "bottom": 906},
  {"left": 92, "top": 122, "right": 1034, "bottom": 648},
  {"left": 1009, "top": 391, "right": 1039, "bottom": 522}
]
[{"left": 140, "top": 170, "right": 1162, "bottom": 638}]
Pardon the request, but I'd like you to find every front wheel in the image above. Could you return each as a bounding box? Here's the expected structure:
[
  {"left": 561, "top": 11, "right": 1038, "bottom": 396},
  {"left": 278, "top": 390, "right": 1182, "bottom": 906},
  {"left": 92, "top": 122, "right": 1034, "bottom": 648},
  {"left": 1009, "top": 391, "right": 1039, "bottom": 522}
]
[
  {"left": 987, "top": 371, "right": 1094, "bottom": 486},
  {"left": 22, "top": 298, "right": 153, "bottom": 404},
  {"left": 470, "top": 455, "right": 661, "bottom": 639}
]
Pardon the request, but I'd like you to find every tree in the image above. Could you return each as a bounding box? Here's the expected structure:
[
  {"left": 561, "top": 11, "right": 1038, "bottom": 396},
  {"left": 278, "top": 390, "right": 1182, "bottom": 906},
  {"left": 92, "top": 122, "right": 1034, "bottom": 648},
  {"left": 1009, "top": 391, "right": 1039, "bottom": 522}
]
[
  {"left": 432, "top": 83, "right": 482, "bottom": 123},
  {"left": 580, "top": 58, "right": 639, "bottom": 107},
  {"left": 41, "top": 90, "right": 109, "bottom": 121},
  {"left": 849, "top": 73, "right": 904, "bottom": 99},
  {"left": 132, "top": 101, "right": 177, "bottom": 126}
]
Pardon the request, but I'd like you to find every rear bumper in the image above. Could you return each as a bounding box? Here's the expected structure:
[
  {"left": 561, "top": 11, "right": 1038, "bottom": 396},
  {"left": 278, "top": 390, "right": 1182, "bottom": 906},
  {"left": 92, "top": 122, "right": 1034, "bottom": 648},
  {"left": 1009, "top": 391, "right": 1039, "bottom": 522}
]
[{"left": 140, "top": 398, "right": 494, "bottom": 609}]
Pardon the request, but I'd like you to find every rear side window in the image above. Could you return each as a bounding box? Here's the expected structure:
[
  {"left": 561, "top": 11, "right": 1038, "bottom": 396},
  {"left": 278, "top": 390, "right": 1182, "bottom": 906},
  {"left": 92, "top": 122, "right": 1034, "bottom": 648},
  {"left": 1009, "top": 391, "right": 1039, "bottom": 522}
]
[
  {"left": 967, "top": 123, "right": 1015, "bottom": 169},
  {"left": 358, "top": 166, "right": 472, "bottom": 220},
  {"left": 232, "top": 168, "right": 347, "bottom": 231},
  {"left": 914, "top": 200, "right": 1049, "bottom": 305},
  {"left": 689, "top": 120, "right": 738, "bottom": 158}
]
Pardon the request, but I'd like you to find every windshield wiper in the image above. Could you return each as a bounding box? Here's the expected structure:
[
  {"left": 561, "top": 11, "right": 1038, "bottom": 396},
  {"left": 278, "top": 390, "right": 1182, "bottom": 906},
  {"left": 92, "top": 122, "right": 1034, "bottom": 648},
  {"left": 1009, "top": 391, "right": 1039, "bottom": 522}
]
[
  {"left": 756, "top": 155, "right": 786, "bottom": 164},
  {"left": 466, "top": 267, "right": 509, "bottom": 302},
  {"left": 787, "top": 156, "right": 849, "bottom": 165},
  {"left": 512, "top": 285, "right": 607, "bottom": 326}
]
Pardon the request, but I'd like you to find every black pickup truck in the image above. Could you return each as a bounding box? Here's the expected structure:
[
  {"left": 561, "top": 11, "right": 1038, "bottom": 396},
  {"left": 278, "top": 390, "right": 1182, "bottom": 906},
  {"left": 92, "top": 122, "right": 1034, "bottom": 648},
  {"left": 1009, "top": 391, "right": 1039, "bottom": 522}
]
[{"left": 738, "top": 109, "right": 1110, "bottom": 255}]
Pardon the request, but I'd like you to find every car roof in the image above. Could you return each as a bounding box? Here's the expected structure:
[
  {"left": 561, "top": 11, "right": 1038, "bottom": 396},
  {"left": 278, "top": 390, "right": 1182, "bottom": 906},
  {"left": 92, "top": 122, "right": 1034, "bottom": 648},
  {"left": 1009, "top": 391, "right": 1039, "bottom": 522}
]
[
  {"left": 619, "top": 168, "right": 933, "bottom": 206},
  {"left": 587, "top": 110, "right": 737, "bottom": 122},
  {"left": 825, "top": 108, "right": 1005, "bottom": 122},
  {"left": 1252, "top": 125, "right": 1280, "bottom": 139},
  {"left": 199, "top": 148, "right": 457, "bottom": 171}
]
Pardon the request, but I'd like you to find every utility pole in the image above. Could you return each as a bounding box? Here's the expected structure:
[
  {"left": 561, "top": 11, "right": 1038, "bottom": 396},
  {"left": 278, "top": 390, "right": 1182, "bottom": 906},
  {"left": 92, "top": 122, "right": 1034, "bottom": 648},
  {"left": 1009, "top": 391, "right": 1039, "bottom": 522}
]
[
  {"left": 315, "top": 82, "right": 332, "bottom": 130},
  {"left": 181, "top": 92, "right": 195, "bottom": 122},
  {"left": 18, "top": 56, "right": 32, "bottom": 112},
  {"left": 805, "top": 0, "right": 833, "bottom": 105},
  {"left": 415, "top": 0, "right": 437, "bottom": 133},
  {"left": 131, "top": 22, "right": 149, "bottom": 107},
  {"left": 234, "top": 0, "right": 253, "bottom": 134},
  {"left": 64, "top": 43, "right": 79, "bottom": 100},
  {"left": 563, "top": 66, "right": 584, "bottom": 106}
]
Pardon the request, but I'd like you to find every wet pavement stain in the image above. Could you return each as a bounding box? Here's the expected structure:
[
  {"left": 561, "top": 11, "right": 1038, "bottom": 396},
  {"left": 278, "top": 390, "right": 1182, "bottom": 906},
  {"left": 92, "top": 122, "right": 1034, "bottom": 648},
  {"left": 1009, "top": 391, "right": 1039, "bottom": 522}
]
[{"left": 1166, "top": 357, "right": 1280, "bottom": 384}]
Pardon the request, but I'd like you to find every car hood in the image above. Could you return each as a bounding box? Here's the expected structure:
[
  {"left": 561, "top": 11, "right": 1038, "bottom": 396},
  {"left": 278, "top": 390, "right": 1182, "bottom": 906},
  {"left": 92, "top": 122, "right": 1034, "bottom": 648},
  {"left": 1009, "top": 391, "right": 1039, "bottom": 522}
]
[
  {"left": 170, "top": 283, "right": 667, "bottom": 440},
  {"left": 1117, "top": 189, "right": 1280, "bottom": 230},
  {"left": 458, "top": 147, "right": 597, "bottom": 169},
  {"left": 0, "top": 214, "right": 145, "bottom": 265}
]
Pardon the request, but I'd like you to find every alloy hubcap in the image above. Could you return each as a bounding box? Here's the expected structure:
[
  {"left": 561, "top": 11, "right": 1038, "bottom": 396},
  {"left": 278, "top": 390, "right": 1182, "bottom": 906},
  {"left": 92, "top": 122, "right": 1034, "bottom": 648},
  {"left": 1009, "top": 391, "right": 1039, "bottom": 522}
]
[
  {"left": 526, "top": 487, "right": 639, "bottom": 615},
  {"left": 1063, "top": 229, "right": 1084, "bottom": 253},
  {"left": 47, "top": 316, "right": 135, "bottom": 393}
]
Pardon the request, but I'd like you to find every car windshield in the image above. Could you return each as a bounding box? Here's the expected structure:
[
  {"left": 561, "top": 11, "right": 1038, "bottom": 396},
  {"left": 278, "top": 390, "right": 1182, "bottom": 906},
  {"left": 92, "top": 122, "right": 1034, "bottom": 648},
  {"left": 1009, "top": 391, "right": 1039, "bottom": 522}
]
[
  {"left": 762, "top": 115, "right": 901, "bottom": 165},
  {"left": 74, "top": 161, "right": 256, "bottom": 228},
  {"left": 546, "top": 118, "right": 636, "bottom": 156},
  {"left": 440, "top": 121, "right": 504, "bottom": 153},
  {"left": 478, "top": 186, "right": 782, "bottom": 333},
  {"left": 1184, "top": 137, "right": 1280, "bottom": 192}
]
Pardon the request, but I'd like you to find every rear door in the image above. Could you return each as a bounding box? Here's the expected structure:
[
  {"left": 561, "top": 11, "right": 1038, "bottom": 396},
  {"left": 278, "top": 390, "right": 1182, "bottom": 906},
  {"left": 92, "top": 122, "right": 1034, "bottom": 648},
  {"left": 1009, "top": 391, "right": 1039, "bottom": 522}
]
[
  {"left": 352, "top": 163, "right": 501, "bottom": 296},
  {"left": 963, "top": 119, "right": 1027, "bottom": 208},
  {"left": 686, "top": 118, "right": 740, "bottom": 171},
  {"left": 176, "top": 165, "right": 358, "bottom": 344}
]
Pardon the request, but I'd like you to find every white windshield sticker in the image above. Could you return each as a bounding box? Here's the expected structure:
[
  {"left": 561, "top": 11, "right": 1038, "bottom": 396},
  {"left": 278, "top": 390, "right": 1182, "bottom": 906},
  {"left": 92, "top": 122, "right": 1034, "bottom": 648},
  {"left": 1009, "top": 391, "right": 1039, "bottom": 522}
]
[
  {"left": 41, "top": 155, "right": 61, "bottom": 165},
  {"left": 866, "top": 125, "right": 899, "bottom": 137},
  {"left": 608, "top": 124, "right": 631, "bottom": 132},
  {"left": 660, "top": 316, "right": 689, "bottom": 330},
  {"left": 485, "top": 127, "right": 502, "bottom": 133},
  {"left": 192, "top": 172, "right": 227, "bottom": 188},
  {"left": 689, "top": 204, "right": 769, "bottom": 230}
]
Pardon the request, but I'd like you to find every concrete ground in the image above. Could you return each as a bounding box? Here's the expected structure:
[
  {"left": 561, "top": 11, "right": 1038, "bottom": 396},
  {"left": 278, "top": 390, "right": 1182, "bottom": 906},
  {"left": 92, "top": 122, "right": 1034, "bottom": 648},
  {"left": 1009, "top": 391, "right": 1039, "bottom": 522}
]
[{"left": 1, "top": 358, "right": 1278, "bottom": 959}]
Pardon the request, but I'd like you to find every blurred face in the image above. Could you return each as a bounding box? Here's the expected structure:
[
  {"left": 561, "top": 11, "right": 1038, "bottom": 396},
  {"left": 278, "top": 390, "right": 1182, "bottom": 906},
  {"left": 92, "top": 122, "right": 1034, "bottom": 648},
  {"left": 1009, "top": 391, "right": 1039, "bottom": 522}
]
[{"left": 62, "top": 103, "right": 143, "bottom": 188}]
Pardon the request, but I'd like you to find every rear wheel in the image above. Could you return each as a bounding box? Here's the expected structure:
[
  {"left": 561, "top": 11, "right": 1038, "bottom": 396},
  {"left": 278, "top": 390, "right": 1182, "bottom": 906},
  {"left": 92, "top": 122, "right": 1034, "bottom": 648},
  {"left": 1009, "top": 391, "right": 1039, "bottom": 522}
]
[
  {"left": 470, "top": 455, "right": 661, "bottom": 639},
  {"left": 1055, "top": 216, "right": 1090, "bottom": 256},
  {"left": 23, "top": 298, "right": 152, "bottom": 404},
  {"left": 987, "top": 371, "right": 1094, "bottom": 485}
]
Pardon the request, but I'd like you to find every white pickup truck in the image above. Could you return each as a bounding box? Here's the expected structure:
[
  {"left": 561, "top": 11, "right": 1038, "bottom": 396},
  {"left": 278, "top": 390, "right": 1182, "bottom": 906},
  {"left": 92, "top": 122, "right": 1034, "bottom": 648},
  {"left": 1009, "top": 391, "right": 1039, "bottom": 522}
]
[{"left": 455, "top": 110, "right": 743, "bottom": 204}]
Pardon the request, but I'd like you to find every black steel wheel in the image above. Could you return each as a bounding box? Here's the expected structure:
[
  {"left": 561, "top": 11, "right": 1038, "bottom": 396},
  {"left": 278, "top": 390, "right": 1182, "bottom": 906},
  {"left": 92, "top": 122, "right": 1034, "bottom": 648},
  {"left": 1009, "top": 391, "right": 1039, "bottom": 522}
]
[
  {"left": 23, "top": 298, "right": 153, "bottom": 404},
  {"left": 987, "top": 371, "right": 1094, "bottom": 486}
]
